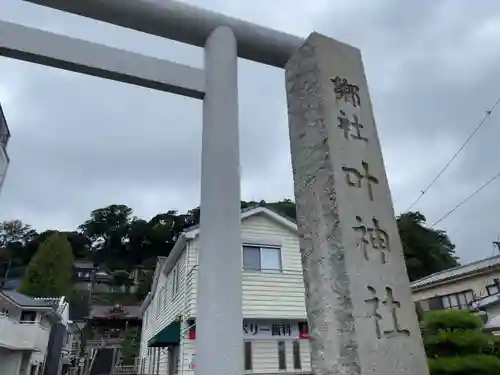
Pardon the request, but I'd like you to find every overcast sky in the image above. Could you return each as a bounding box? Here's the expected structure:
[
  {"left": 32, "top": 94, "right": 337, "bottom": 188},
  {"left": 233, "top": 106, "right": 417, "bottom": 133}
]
[{"left": 1, "top": 0, "right": 500, "bottom": 264}]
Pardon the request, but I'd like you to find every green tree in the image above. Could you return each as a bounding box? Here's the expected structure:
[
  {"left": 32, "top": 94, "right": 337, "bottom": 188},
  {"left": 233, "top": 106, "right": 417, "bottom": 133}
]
[
  {"left": 423, "top": 310, "right": 500, "bottom": 375},
  {"left": 397, "top": 212, "right": 459, "bottom": 281},
  {"left": 120, "top": 327, "right": 140, "bottom": 365},
  {"left": 18, "top": 232, "right": 74, "bottom": 297},
  {"left": 0, "top": 220, "right": 38, "bottom": 275},
  {"left": 78, "top": 204, "right": 132, "bottom": 269},
  {"left": 112, "top": 270, "right": 133, "bottom": 292}
]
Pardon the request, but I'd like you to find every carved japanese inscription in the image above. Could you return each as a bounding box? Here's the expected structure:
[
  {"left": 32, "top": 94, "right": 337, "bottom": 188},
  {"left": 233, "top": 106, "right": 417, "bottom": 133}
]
[
  {"left": 331, "top": 76, "right": 361, "bottom": 108},
  {"left": 365, "top": 286, "right": 410, "bottom": 339},
  {"left": 342, "top": 161, "right": 379, "bottom": 201},
  {"left": 338, "top": 110, "right": 368, "bottom": 143},
  {"left": 353, "top": 216, "right": 389, "bottom": 264}
]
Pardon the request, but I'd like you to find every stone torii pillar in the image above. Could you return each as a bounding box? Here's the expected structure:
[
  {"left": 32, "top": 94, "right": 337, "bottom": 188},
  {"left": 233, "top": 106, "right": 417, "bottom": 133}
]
[{"left": 3, "top": 2, "right": 429, "bottom": 375}]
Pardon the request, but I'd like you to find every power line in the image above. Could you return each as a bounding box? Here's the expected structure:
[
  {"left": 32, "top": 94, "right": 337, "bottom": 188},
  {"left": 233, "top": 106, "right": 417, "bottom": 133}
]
[
  {"left": 430, "top": 170, "right": 500, "bottom": 228},
  {"left": 406, "top": 97, "right": 500, "bottom": 212}
]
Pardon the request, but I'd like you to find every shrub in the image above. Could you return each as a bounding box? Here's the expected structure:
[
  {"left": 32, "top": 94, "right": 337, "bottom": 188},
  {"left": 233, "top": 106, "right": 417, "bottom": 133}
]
[{"left": 422, "top": 309, "right": 500, "bottom": 375}]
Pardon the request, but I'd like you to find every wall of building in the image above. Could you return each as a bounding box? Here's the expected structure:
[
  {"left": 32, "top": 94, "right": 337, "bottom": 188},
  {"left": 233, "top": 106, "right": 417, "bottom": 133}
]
[
  {"left": 139, "top": 251, "right": 188, "bottom": 375},
  {"left": 186, "top": 213, "right": 306, "bottom": 319},
  {"left": 412, "top": 269, "right": 500, "bottom": 305},
  {"left": 0, "top": 348, "right": 23, "bottom": 375}
]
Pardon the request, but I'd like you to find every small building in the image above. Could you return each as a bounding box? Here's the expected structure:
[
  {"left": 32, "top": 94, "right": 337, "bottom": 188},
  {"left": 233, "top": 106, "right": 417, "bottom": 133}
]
[
  {"left": 138, "top": 205, "right": 311, "bottom": 375},
  {"left": 411, "top": 255, "right": 500, "bottom": 312},
  {"left": 84, "top": 304, "right": 142, "bottom": 374},
  {"left": 74, "top": 261, "right": 141, "bottom": 293},
  {"left": 0, "top": 290, "right": 64, "bottom": 375},
  {"left": 74, "top": 261, "right": 115, "bottom": 293}
]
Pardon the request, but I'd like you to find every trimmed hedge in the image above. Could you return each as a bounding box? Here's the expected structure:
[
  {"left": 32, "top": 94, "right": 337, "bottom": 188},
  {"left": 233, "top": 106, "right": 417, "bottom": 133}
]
[{"left": 423, "top": 310, "right": 500, "bottom": 375}]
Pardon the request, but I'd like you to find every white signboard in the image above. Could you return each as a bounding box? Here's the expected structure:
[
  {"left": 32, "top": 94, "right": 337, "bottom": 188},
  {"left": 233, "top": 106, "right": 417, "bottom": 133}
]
[{"left": 243, "top": 320, "right": 301, "bottom": 340}]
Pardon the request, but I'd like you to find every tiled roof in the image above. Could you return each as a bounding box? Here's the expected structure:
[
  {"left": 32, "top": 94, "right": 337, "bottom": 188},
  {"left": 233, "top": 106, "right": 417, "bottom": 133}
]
[
  {"left": 1, "top": 290, "right": 53, "bottom": 309},
  {"left": 411, "top": 255, "right": 500, "bottom": 290},
  {"left": 89, "top": 305, "right": 142, "bottom": 320}
]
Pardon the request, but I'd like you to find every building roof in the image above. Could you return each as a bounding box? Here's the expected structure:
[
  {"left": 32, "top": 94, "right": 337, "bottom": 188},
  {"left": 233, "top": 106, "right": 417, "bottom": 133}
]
[
  {"left": 74, "top": 261, "right": 95, "bottom": 269},
  {"left": 411, "top": 255, "right": 500, "bottom": 290},
  {"left": 89, "top": 305, "right": 142, "bottom": 320},
  {"left": 0, "top": 290, "right": 54, "bottom": 310},
  {"left": 183, "top": 204, "right": 297, "bottom": 238}
]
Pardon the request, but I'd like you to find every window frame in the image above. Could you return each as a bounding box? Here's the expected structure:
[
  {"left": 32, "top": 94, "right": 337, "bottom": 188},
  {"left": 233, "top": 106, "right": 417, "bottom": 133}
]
[
  {"left": 171, "top": 266, "right": 180, "bottom": 299},
  {"left": 292, "top": 340, "right": 301, "bottom": 370},
  {"left": 277, "top": 341, "right": 286, "bottom": 370},
  {"left": 440, "top": 290, "right": 474, "bottom": 310},
  {"left": 244, "top": 341, "right": 252, "bottom": 371},
  {"left": 242, "top": 244, "right": 282, "bottom": 272}
]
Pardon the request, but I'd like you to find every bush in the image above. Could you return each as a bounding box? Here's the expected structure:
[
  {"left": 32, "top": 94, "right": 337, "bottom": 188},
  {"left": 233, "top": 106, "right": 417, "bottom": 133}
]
[
  {"left": 428, "top": 355, "right": 500, "bottom": 375},
  {"left": 423, "top": 310, "right": 483, "bottom": 333},
  {"left": 423, "top": 310, "right": 500, "bottom": 375},
  {"left": 424, "top": 329, "right": 493, "bottom": 357}
]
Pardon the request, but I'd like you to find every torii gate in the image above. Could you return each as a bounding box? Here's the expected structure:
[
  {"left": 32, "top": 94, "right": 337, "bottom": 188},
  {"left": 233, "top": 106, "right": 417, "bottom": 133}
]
[{"left": 1, "top": 2, "right": 429, "bottom": 375}]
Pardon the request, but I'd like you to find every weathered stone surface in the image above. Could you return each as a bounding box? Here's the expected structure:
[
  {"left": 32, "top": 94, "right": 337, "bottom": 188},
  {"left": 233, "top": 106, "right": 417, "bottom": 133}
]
[{"left": 286, "top": 32, "right": 429, "bottom": 375}]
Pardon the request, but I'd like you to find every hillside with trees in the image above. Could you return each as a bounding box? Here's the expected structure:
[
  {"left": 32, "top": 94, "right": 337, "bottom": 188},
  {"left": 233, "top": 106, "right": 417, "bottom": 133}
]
[{"left": 0, "top": 200, "right": 460, "bottom": 292}]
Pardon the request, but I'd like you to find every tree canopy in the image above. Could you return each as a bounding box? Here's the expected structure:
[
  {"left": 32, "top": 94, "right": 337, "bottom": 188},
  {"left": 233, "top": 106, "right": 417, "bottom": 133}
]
[
  {"left": 397, "top": 212, "right": 459, "bottom": 281},
  {"left": 18, "top": 232, "right": 74, "bottom": 297},
  {"left": 0, "top": 201, "right": 458, "bottom": 284}
]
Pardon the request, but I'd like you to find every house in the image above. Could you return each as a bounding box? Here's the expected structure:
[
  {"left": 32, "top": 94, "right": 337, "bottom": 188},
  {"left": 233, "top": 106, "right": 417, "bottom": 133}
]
[
  {"left": 138, "top": 205, "right": 311, "bottom": 375},
  {"left": 74, "top": 261, "right": 141, "bottom": 294},
  {"left": 74, "top": 261, "right": 115, "bottom": 293},
  {"left": 411, "top": 255, "right": 500, "bottom": 312},
  {"left": 0, "top": 290, "right": 65, "bottom": 375},
  {"left": 37, "top": 297, "right": 72, "bottom": 375}
]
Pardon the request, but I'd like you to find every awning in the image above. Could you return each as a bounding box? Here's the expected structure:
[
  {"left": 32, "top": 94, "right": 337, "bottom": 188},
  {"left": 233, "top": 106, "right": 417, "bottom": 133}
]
[{"left": 148, "top": 320, "right": 181, "bottom": 347}]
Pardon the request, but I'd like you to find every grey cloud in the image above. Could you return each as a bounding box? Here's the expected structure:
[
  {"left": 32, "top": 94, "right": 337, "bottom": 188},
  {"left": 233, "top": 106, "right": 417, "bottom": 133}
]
[{"left": 1, "top": 0, "right": 500, "bottom": 263}]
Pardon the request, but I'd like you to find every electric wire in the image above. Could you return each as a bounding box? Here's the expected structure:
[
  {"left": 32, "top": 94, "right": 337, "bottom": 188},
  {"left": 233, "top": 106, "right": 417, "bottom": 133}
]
[
  {"left": 430, "top": 169, "right": 500, "bottom": 228},
  {"left": 406, "top": 97, "right": 500, "bottom": 212}
]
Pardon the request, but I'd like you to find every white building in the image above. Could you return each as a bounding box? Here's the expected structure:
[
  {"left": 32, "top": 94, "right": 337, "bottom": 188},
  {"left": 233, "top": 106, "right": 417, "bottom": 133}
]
[
  {"left": 411, "top": 255, "right": 500, "bottom": 331},
  {"left": 0, "top": 290, "right": 63, "bottom": 375},
  {"left": 139, "top": 205, "right": 311, "bottom": 375}
]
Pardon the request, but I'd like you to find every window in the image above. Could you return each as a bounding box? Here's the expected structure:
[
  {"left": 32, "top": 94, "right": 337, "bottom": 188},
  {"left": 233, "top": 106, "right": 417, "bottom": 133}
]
[
  {"left": 293, "top": 341, "right": 301, "bottom": 370},
  {"left": 172, "top": 266, "right": 180, "bottom": 298},
  {"left": 244, "top": 342, "right": 252, "bottom": 371},
  {"left": 20, "top": 311, "right": 36, "bottom": 322},
  {"left": 440, "top": 290, "right": 474, "bottom": 310},
  {"left": 158, "top": 288, "right": 164, "bottom": 314},
  {"left": 243, "top": 245, "right": 282, "bottom": 271},
  {"left": 278, "top": 341, "right": 286, "bottom": 370},
  {"left": 487, "top": 279, "right": 500, "bottom": 296}
]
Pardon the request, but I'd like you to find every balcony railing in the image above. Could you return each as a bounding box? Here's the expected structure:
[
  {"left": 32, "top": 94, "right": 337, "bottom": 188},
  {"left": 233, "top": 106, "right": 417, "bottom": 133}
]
[{"left": 0, "top": 314, "right": 51, "bottom": 351}]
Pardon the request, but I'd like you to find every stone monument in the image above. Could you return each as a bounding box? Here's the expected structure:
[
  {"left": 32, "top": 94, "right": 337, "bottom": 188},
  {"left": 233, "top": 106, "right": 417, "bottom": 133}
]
[{"left": 286, "top": 33, "right": 429, "bottom": 375}]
